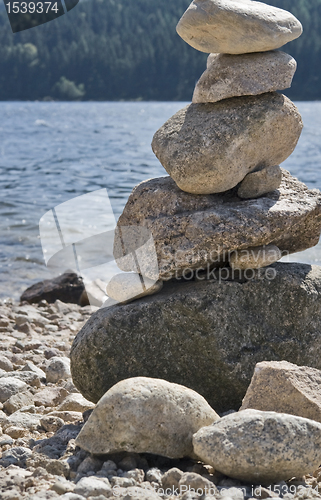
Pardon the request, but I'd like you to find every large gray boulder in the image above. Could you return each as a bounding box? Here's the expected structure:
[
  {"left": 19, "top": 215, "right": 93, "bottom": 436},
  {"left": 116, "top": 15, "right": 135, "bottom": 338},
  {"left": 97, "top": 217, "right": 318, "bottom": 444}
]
[
  {"left": 75, "top": 377, "right": 219, "bottom": 458},
  {"left": 193, "top": 52, "right": 297, "bottom": 104},
  {"left": 152, "top": 93, "right": 302, "bottom": 194},
  {"left": 70, "top": 263, "right": 321, "bottom": 413},
  {"left": 114, "top": 171, "right": 321, "bottom": 281},
  {"left": 193, "top": 409, "right": 321, "bottom": 483},
  {"left": 176, "top": 0, "right": 303, "bottom": 54}
]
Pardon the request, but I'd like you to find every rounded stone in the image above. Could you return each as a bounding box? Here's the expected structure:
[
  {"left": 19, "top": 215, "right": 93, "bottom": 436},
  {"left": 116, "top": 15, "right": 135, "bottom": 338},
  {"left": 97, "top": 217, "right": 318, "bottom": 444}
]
[
  {"left": 58, "top": 393, "right": 95, "bottom": 413},
  {"left": 152, "top": 93, "right": 302, "bottom": 194},
  {"left": 0, "top": 355, "right": 14, "bottom": 372},
  {"left": 106, "top": 273, "right": 163, "bottom": 304},
  {"left": 193, "top": 409, "right": 321, "bottom": 483},
  {"left": 237, "top": 165, "right": 282, "bottom": 199},
  {"left": 75, "top": 377, "right": 220, "bottom": 458},
  {"left": 46, "top": 356, "right": 71, "bottom": 383},
  {"left": 193, "top": 52, "right": 297, "bottom": 104},
  {"left": 40, "top": 415, "right": 65, "bottom": 433},
  {"left": 229, "top": 245, "right": 282, "bottom": 270},
  {"left": 0, "top": 378, "right": 27, "bottom": 403},
  {"left": 176, "top": 0, "right": 303, "bottom": 54},
  {"left": 73, "top": 476, "right": 112, "bottom": 498}
]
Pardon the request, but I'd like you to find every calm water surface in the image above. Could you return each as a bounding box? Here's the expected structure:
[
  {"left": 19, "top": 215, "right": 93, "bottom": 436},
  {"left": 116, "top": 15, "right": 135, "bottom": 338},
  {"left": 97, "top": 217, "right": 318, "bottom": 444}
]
[{"left": 0, "top": 101, "right": 321, "bottom": 300}]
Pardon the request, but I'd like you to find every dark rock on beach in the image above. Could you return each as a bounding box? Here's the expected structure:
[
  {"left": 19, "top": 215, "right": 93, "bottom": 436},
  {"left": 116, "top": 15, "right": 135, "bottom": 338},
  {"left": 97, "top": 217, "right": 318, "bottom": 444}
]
[{"left": 20, "top": 272, "right": 85, "bottom": 305}]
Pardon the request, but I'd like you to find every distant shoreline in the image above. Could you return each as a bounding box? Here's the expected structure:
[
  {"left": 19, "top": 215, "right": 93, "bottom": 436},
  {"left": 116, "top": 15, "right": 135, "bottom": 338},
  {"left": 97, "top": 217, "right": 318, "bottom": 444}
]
[{"left": 0, "top": 99, "right": 321, "bottom": 103}]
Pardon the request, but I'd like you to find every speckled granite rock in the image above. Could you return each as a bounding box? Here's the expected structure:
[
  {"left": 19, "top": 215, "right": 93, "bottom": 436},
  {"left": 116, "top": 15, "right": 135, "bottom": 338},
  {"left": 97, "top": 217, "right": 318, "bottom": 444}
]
[
  {"left": 70, "top": 263, "right": 321, "bottom": 413},
  {"left": 193, "top": 52, "right": 297, "bottom": 103},
  {"left": 176, "top": 0, "right": 302, "bottom": 54},
  {"left": 152, "top": 94, "right": 302, "bottom": 195},
  {"left": 114, "top": 170, "right": 321, "bottom": 280},
  {"left": 193, "top": 409, "right": 321, "bottom": 483},
  {"left": 76, "top": 377, "right": 219, "bottom": 458},
  {"left": 241, "top": 361, "right": 321, "bottom": 423},
  {"left": 237, "top": 165, "right": 282, "bottom": 199}
]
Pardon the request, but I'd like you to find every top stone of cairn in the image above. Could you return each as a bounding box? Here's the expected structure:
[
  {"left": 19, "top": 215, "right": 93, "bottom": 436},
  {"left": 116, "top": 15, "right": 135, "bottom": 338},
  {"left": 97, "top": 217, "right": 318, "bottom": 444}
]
[{"left": 176, "top": 0, "right": 303, "bottom": 54}]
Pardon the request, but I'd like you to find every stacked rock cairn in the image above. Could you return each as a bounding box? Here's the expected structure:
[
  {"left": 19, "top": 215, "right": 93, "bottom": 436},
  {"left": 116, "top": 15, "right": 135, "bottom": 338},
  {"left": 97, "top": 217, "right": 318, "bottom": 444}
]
[
  {"left": 107, "top": 0, "right": 321, "bottom": 304},
  {"left": 70, "top": 1, "right": 321, "bottom": 489}
]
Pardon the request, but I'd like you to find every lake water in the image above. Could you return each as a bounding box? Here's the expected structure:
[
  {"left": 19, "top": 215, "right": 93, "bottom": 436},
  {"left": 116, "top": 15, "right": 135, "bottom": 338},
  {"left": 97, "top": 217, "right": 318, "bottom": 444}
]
[{"left": 1, "top": 101, "right": 321, "bottom": 301}]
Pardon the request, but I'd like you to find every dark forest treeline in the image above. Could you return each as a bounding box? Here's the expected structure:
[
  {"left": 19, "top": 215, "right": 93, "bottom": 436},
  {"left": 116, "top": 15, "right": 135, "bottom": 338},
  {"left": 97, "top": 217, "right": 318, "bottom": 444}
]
[{"left": 0, "top": 0, "right": 320, "bottom": 101}]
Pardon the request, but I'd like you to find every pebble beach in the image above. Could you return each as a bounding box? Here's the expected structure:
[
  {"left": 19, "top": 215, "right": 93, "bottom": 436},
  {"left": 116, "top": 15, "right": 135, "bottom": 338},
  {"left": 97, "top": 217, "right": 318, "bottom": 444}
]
[
  {"left": 3, "top": 0, "right": 321, "bottom": 497},
  {"left": 0, "top": 298, "right": 320, "bottom": 500}
]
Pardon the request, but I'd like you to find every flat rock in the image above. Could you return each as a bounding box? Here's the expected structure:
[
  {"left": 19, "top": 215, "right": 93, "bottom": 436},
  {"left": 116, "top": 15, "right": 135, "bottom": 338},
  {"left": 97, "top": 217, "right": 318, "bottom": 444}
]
[
  {"left": 0, "top": 355, "right": 13, "bottom": 372},
  {"left": 71, "top": 263, "right": 321, "bottom": 413},
  {"left": 58, "top": 393, "right": 95, "bottom": 413},
  {"left": 193, "top": 51, "right": 297, "bottom": 103},
  {"left": 22, "top": 361, "right": 46, "bottom": 380},
  {"left": 34, "top": 386, "right": 68, "bottom": 407},
  {"left": 20, "top": 272, "right": 85, "bottom": 305},
  {"left": 7, "top": 410, "right": 42, "bottom": 430},
  {"left": 229, "top": 245, "right": 282, "bottom": 270},
  {"left": 237, "top": 165, "right": 282, "bottom": 199},
  {"left": 176, "top": 0, "right": 302, "bottom": 54},
  {"left": 75, "top": 377, "right": 219, "bottom": 458},
  {"left": 241, "top": 361, "right": 321, "bottom": 423},
  {"left": 193, "top": 409, "right": 321, "bottom": 483},
  {"left": 106, "top": 273, "right": 163, "bottom": 304},
  {"left": 4, "top": 390, "right": 35, "bottom": 414},
  {"left": 152, "top": 94, "right": 302, "bottom": 194},
  {"left": 115, "top": 171, "right": 321, "bottom": 280}
]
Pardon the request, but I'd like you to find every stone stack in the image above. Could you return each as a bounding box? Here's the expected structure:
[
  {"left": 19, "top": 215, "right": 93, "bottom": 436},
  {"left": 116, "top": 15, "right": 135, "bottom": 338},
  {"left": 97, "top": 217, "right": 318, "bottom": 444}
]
[
  {"left": 70, "top": 1, "right": 321, "bottom": 414},
  {"left": 109, "top": 0, "right": 321, "bottom": 289}
]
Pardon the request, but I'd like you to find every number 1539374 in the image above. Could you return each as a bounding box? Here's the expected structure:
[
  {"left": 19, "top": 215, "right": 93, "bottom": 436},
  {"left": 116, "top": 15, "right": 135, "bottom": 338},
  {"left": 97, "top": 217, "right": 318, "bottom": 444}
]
[{"left": 6, "top": 1, "right": 59, "bottom": 13}]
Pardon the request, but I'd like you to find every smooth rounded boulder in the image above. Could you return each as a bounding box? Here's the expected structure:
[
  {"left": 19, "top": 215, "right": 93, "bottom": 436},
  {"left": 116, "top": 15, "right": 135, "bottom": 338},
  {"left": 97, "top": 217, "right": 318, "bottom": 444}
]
[
  {"left": 152, "top": 93, "right": 302, "bottom": 194},
  {"left": 75, "top": 377, "right": 219, "bottom": 458},
  {"left": 193, "top": 52, "right": 297, "bottom": 104},
  {"left": 176, "top": 0, "right": 303, "bottom": 54},
  {"left": 193, "top": 409, "right": 321, "bottom": 483},
  {"left": 71, "top": 263, "right": 321, "bottom": 413}
]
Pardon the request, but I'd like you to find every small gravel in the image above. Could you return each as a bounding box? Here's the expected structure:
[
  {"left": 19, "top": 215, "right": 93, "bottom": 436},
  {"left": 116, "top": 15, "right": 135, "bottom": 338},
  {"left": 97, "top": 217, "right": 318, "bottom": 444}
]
[{"left": 0, "top": 298, "right": 320, "bottom": 500}]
